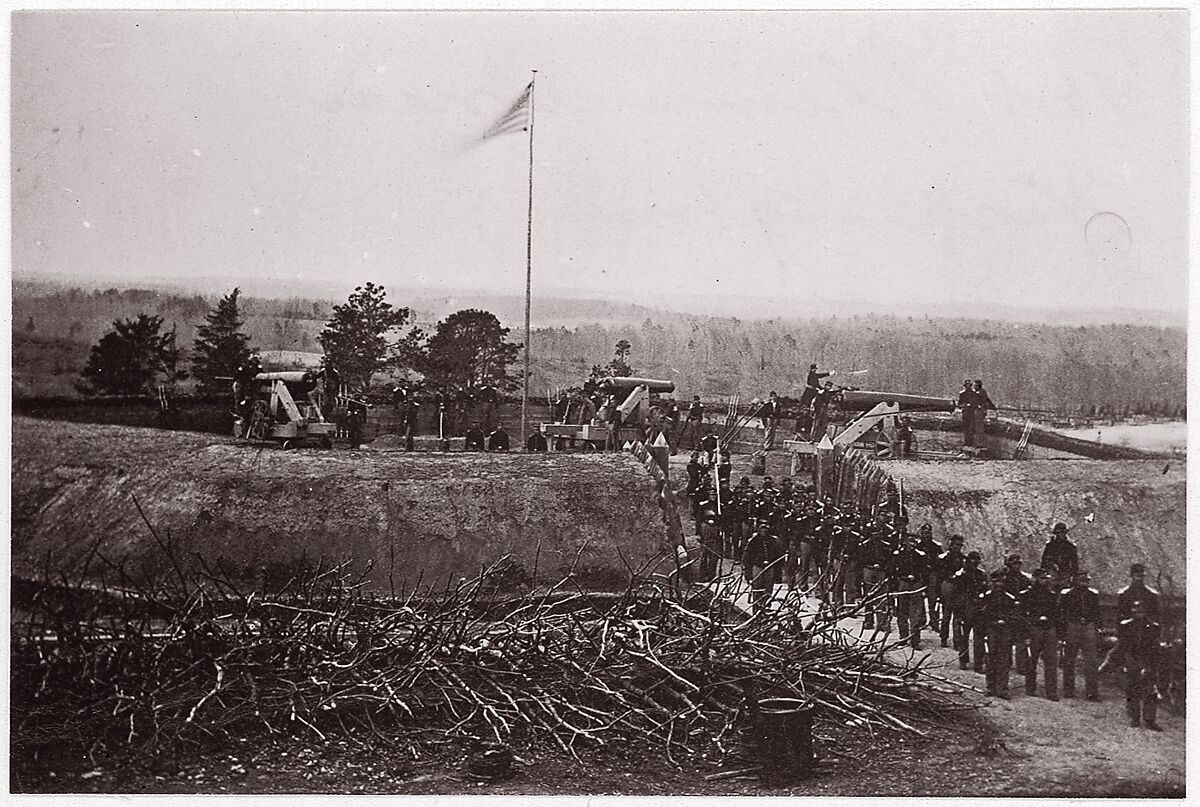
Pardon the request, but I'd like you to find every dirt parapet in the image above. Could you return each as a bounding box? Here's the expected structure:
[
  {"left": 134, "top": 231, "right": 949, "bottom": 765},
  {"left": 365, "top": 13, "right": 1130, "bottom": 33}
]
[
  {"left": 11, "top": 417, "right": 674, "bottom": 593},
  {"left": 886, "top": 459, "right": 1185, "bottom": 594}
]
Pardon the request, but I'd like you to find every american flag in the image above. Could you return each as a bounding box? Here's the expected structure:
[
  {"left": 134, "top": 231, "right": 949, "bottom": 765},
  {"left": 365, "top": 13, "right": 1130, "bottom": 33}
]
[{"left": 482, "top": 81, "right": 533, "bottom": 139}]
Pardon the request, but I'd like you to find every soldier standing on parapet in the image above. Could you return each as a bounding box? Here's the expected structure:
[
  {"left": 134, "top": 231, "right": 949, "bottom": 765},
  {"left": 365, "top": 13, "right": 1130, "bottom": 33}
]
[
  {"left": 799, "top": 363, "right": 832, "bottom": 410},
  {"left": 760, "top": 391, "right": 783, "bottom": 449},
  {"left": 809, "top": 381, "right": 838, "bottom": 442},
  {"left": 1021, "top": 569, "right": 1062, "bottom": 701},
  {"left": 680, "top": 396, "right": 704, "bottom": 449},
  {"left": 1041, "top": 522, "right": 1080, "bottom": 587},
  {"left": 972, "top": 380, "right": 996, "bottom": 442},
  {"left": 1060, "top": 570, "right": 1102, "bottom": 701},
  {"left": 486, "top": 423, "right": 510, "bottom": 452},
  {"left": 956, "top": 380, "right": 977, "bottom": 447}
]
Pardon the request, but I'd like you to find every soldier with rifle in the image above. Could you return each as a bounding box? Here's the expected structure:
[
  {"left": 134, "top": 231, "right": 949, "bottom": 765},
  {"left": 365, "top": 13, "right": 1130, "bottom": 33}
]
[
  {"left": 949, "top": 551, "right": 988, "bottom": 671},
  {"left": 742, "top": 518, "right": 784, "bottom": 614},
  {"left": 888, "top": 530, "right": 930, "bottom": 649},
  {"left": 998, "top": 553, "right": 1034, "bottom": 675},
  {"left": 1059, "top": 570, "right": 1102, "bottom": 701},
  {"left": 915, "top": 523, "right": 943, "bottom": 631},
  {"left": 858, "top": 523, "right": 893, "bottom": 631},
  {"left": 1118, "top": 564, "right": 1163, "bottom": 730},
  {"left": 937, "top": 535, "right": 968, "bottom": 648},
  {"left": 977, "top": 569, "right": 1024, "bottom": 699},
  {"left": 1021, "top": 568, "right": 1062, "bottom": 700}
]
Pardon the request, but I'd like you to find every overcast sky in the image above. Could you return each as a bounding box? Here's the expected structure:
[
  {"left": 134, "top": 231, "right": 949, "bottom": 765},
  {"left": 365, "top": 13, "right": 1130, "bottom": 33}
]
[{"left": 10, "top": 9, "right": 1189, "bottom": 313}]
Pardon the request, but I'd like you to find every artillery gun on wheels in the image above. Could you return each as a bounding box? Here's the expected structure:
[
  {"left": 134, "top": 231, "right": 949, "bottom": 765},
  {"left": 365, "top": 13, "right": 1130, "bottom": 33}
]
[
  {"left": 233, "top": 370, "right": 339, "bottom": 449},
  {"left": 785, "top": 389, "right": 956, "bottom": 461},
  {"left": 541, "top": 376, "right": 675, "bottom": 451}
]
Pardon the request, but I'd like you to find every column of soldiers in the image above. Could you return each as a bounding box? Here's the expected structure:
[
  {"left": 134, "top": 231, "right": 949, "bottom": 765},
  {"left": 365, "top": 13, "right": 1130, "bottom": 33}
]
[{"left": 683, "top": 472, "right": 1167, "bottom": 731}]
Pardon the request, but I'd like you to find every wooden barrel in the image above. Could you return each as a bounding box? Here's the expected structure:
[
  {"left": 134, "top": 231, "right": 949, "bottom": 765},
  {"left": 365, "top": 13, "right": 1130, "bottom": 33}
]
[{"left": 750, "top": 698, "right": 815, "bottom": 784}]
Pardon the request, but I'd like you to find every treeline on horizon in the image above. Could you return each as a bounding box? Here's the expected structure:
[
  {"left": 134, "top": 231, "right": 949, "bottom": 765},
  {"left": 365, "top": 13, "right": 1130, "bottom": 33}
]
[{"left": 12, "top": 286, "right": 1186, "bottom": 416}]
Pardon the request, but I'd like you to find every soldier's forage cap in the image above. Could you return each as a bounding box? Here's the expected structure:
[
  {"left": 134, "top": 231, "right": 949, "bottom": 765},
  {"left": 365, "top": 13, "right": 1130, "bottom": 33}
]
[
  {"left": 1130, "top": 563, "right": 1146, "bottom": 575},
  {"left": 967, "top": 551, "right": 983, "bottom": 561},
  {"left": 1005, "top": 553, "right": 1022, "bottom": 565},
  {"left": 810, "top": 363, "right": 818, "bottom": 369},
  {"left": 919, "top": 523, "right": 932, "bottom": 533},
  {"left": 989, "top": 570, "right": 1007, "bottom": 581},
  {"left": 949, "top": 534, "right": 965, "bottom": 544},
  {"left": 1052, "top": 522, "right": 1068, "bottom": 534}
]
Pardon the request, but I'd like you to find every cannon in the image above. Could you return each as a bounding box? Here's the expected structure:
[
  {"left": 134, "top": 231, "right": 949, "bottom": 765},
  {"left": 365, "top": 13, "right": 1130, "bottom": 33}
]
[
  {"left": 785, "top": 388, "right": 954, "bottom": 460},
  {"left": 233, "top": 370, "right": 338, "bottom": 449},
  {"left": 541, "top": 377, "right": 676, "bottom": 451}
]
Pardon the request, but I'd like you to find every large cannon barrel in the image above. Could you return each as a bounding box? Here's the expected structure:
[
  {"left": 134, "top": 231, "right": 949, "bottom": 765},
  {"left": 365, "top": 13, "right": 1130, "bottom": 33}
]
[
  {"left": 838, "top": 389, "right": 957, "bottom": 413},
  {"left": 598, "top": 377, "right": 676, "bottom": 393},
  {"left": 255, "top": 371, "right": 314, "bottom": 384}
]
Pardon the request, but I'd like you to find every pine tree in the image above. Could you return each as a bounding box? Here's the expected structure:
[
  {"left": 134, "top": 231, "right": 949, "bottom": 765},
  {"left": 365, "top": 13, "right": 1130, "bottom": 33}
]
[
  {"left": 421, "top": 309, "right": 521, "bottom": 392},
  {"left": 192, "top": 287, "right": 252, "bottom": 395},
  {"left": 77, "top": 314, "right": 184, "bottom": 396},
  {"left": 318, "top": 283, "right": 418, "bottom": 392}
]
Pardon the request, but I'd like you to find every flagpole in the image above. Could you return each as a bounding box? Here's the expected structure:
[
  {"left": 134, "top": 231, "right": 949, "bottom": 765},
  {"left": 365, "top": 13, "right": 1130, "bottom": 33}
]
[{"left": 521, "top": 70, "right": 536, "bottom": 451}]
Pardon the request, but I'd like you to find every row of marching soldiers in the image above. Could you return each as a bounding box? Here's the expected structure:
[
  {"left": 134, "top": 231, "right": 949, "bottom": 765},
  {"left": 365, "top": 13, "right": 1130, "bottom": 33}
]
[{"left": 684, "top": 474, "right": 1168, "bottom": 731}]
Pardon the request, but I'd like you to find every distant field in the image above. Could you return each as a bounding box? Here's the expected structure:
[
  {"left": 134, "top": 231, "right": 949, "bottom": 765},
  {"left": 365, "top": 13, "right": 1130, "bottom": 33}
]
[{"left": 1054, "top": 421, "right": 1186, "bottom": 455}]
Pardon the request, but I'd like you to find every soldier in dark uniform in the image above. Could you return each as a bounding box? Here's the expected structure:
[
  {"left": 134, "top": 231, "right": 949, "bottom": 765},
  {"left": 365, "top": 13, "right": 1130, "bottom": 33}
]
[
  {"left": 972, "top": 380, "right": 996, "bottom": 441},
  {"left": 809, "top": 381, "right": 838, "bottom": 442},
  {"left": 1021, "top": 569, "right": 1062, "bottom": 700},
  {"left": 742, "top": 518, "right": 783, "bottom": 614},
  {"left": 760, "top": 391, "right": 782, "bottom": 449},
  {"left": 937, "top": 535, "right": 968, "bottom": 647},
  {"left": 915, "top": 523, "right": 943, "bottom": 631},
  {"left": 1118, "top": 564, "right": 1163, "bottom": 730},
  {"left": 1041, "top": 522, "right": 1080, "bottom": 588},
  {"left": 978, "top": 569, "right": 1024, "bottom": 698},
  {"left": 402, "top": 393, "right": 421, "bottom": 451},
  {"left": 1060, "top": 570, "right": 1102, "bottom": 701},
  {"left": 391, "top": 380, "right": 409, "bottom": 414},
  {"left": 998, "top": 554, "right": 1034, "bottom": 675},
  {"left": 525, "top": 429, "right": 548, "bottom": 452},
  {"left": 463, "top": 422, "right": 486, "bottom": 451},
  {"left": 950, "top": 551, "right": 988, "bottom": 671},
  {"left": 346, "top": 398, "right": 368, "bottom": 449},
  {"left": 680, "top": 396, "right": 705, "bottom": 449},
  {"left": 433, "top": 388, "right": 450, "bottom": 446},
  {"left": 486, "top": 423, "right": 510, "bottom": 451},
  {"left": 698, "top": 504, "right": 722, "bottom": 582},
  {"left": 799, "top": 363, "right": 831, "bottom": 410},
  {"left": 956, "top": 380, "right": 977, "bottom": 447},
  {"left": 888, "top": 531, "right": 929, "bottom": 649},
  {"left": 857, "top": 525, "right": 893, "bottom": 631}
]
